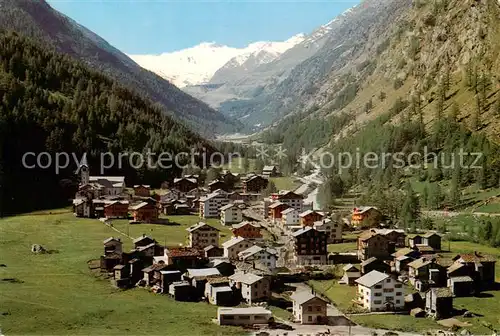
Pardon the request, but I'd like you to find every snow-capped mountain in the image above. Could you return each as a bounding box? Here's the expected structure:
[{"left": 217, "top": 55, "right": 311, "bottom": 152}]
[{"left": 128, "top": 34, "right": 304, "bottom": 88}]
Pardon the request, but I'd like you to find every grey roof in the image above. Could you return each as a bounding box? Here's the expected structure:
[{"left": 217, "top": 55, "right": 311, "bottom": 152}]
[
  {"left": 160, "top": 270, "right": 182, "bottom": 275},
  {"left": 229, "top": 272, "right": 263, "bottom": 285},
  {"left": 361, "top": 257, "right": 380, "bottom": 266},
  {"left": 220, "top": 203, "right": 236, "bottom": 211},
  {"left": 129, "top": 202, "right": 150, "bottom": 210},
  {"left": 218, "top": 307, "right": 271, "bottom": 315},
  {"left": 213, "top": 286, "right": 233, "bottom": 293},
  {"left": 292, "top": 226, "right": 316, "bottom": 237},
  {"left": 427, "top": 287, "right": 453, "bottom": 298},
  {"left": 187, "top": 222, "right": 219, "bottom": 233},
  {"left": 186, "top": 268, "right": 220, "bottom": 278},
  {"left": 136, "top": 243, "right": 157, "bottom": 251},
  {"left": 290, "top": 291, "right": 327, "bottom": 305},
  {"left": 449, "top": 275, "right": 474, "bottom": 283},
  {"left": 238, "top": 245, "right": 264, "bottom": 259},
  {"left": 222, "top": 236, "right": 247, "bottom": 248},
  {"left": 281, "top": 208, "right": 297, "bottom": 215},
  {"left": 355, "top": 270, "right": 390, "bottom": 287},
  {"left": 133, "top": 235, "right": 154, "bottom": 244},
  {"left": 232, "top": 221, "right": 260, "bottom": 229},
  {"left": 103, "top": 237, "right": 121, "bottom": 244},
  {"left": 343, "top": 264, "right": 359, "bottom": 272}
]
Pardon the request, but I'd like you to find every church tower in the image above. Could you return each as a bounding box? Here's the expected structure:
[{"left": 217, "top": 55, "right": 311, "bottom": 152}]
[{"left": 79, "top": 154, "right": 89, "bottom": 186}]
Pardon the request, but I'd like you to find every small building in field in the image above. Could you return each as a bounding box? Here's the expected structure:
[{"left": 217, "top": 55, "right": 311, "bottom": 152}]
[
  {"left": 373, "top": 229, "right": 406, "bottom": 248},
  {"left": 133, "top": 235, "right": 156, "bottom": 249},
  {"left": 408, "top": 235, "right": 423, "bottom": 248},
  {"left": 217, "top": 307, "right": 272, "bottom": 326},
  {"left": 281, "top": 208, "right": 300, "bottom": 227},
  {"left": 130, "top": 202, "right": 158, "bottom": 223},
  {"left": 173, "top": 177, "right": 198, "bottom": 193},
  {"left": 159, "top": 270, "right": 182, "bottom": 292},
  {"left": 204, "top": 245, "right": 224, "bottom": 258},
  {"left": 291, "top": 226, "right": 327, "bottom": 266},
  {"left": 268, "top": 201, "right": 291, "bottom": 223},
  {"left": 231, "top": 221, "right": 262, "bottom": 240},
  {"left": 238, "top": 245, "right": 277, "bottom": 271},
  {"left": 104, "top": 201, "right": 129, "bottom": 219},
  {"left": 164, "top": 247, "right": 202, "bottom": 270},
  {"left": 422, "top": 232, "right": 442, "bottom": 251},
  {"left": 351, "top": 206, "right": 383, "bottom": 228},
  {"left": 290, "top": 291, "right": 328, "bottom": 325},
  {"left": 229, "top": 272, "right": 270, "bottom": 304},
  {"left": 448, "top": 276, "right": 475, "bottom": 297},
  {"left": 357, "top": 230, "right": 391, "bottom": 261},
  {"left": 394, "top": 255, "right": 413, "bottom": 273},
  {"left": 199, "top": 192, "right": 230, "bottom": 219},
  {"left": 220, "top": 203, "right": 243, "bottom": 225},
  {"left": 425, "top": 287, "right": 453, "bottom": 319},
  {"left": 355, "top": 270, "right": 405, "bottom": 312},
  {"left": 262, "top": 165, "right": 279, "bottom": 178},
  {"left": 222, "top": 237, "right": 253, "bottom": 260},
  {"left": 314, "top": 218, "right": 343, "bottom": 243},
  {"left": 168, "top": 281, "right": 194, "bottom": 301},
  {"left": 452, "top": 252, "right": 496, "bottom": 288},
  {"left": 205, "top": 276, "right": 234, "bottom": 306},
  {"left": 184, "top": 268, "right": 221, "bottom": 296},
  {"left": 186, "top": 222, "right": 220, "bottom": 250},
  {"left": 133, "top": 185, "right": 151, "bottom": 197},
  {"left": 208, "top": 180, "right": 228, "bottom": 193},
  {"left": 361, "top": 257, "right": 391, "bottom": 275},
  {"left": 242, "top": 175, "right": 268, "bottom": 193},
  {"left": 271, "top": 191, "right": 304, "bottom": 212},
  {"left": 340, "top": 264, "right": 361, "bottom": 285},
  {"left": 299, "top": 210, "right": 324, "bottom": 227},
  {"left": 103, "top": 237, "right": 123, "bottom": 256},
  {"left": 407, "top": 257, "right": 446, "bottom": 290}
]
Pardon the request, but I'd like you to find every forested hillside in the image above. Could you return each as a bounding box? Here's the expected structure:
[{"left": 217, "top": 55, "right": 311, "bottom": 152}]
[
  {"left": 0, "top": 0, "right": 240, "bottom": 136},
  {"left": 261, "top": 0, "right": 500, "bottom": 230},
  {"left": 0, "top": 31, "right": 209, "bottom": 215}
]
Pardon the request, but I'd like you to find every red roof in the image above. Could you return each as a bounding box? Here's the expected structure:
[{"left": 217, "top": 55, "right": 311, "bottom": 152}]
[{"left": 166, "top": 248, "right": 201, "bottom": 258}]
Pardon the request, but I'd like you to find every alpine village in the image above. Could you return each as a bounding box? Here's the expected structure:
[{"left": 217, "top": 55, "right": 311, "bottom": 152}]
[{"left": 2, "top": 0, "right": 500, "bottom": 336}]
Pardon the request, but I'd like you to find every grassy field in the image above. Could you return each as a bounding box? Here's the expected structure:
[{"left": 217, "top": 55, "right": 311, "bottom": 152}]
[
  {"left": 0, "top": 212, "right": 243, "bottom": 335},
  {"left": 327, "top": 242, "right": 357, "bottom": 253},
  {"left": 269, "top": 177, "right": 299, "bottom": 191},
  {"left": 110, "top": 215, "right": 234, "bottom": 247}
]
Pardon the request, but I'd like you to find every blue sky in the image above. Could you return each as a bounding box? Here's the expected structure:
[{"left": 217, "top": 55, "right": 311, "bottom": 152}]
[{"left": 48, "top": 0, "right": 360, "bottom": 54}]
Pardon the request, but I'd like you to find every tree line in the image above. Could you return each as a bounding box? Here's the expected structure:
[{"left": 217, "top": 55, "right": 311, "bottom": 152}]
[{"left": 0, "top": 31, "right": 209, "bottom": 215}]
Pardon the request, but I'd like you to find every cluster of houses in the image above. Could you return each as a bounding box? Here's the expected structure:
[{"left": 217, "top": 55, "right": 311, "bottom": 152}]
[
  {"left": 72, "top": 159, "right": 282, "bottom": 224},
  {"left": 73, "top": 161, "right": 160, "bottom": 222},
  {"left": 335, "top": 225, "right": 498, "bottom": 319},
  {"left": 81, "top": 157, "right": 497, "bottom": 330}
]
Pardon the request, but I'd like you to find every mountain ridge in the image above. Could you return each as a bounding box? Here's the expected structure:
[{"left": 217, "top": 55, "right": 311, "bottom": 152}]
[
  {"left": 129, "top": 34, "right": 305, "bottom": 88},
  {"left": 0, "top": 0, "right": 239, "bottom": 136}
]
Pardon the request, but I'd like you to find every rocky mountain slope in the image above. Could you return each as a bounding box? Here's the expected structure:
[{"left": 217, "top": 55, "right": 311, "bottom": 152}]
[
  {"left": 0, "top": 0, "right": 239, "bottom": 136},
  {"left": 130, "top": 35, "right": 305, "bottom": 88},
  {"left": 182, "top": 18, "right": 341, "bottom": 127},
  {"left": 307, "top": 0, "right": 500, "bottom": 143},
  {"left": 260, "top": 0, "right": 500, "bottom": 147}
]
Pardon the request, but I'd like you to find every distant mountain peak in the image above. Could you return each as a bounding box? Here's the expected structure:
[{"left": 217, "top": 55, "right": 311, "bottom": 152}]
[{"left": 129, "top": 34, "right": 305, "bottom": 88}]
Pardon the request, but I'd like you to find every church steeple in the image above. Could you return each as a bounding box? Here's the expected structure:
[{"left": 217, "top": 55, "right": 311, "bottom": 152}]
[{"left": 79, "top": 154, "right": 89, "bottom": 185}]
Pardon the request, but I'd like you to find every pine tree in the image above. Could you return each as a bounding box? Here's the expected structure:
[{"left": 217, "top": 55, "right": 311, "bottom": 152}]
[
  {"left": 449, "top": 164, "right": 462, "bottom": 206},
  {"left": 401, "top": 181, "right": 420, "bottom": 231},
  {"left": 449, "top": 101, "right": 459, "bottom": 122},
  {"left": 473, "top": 94, "right": 481, "bottom": 130}
]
